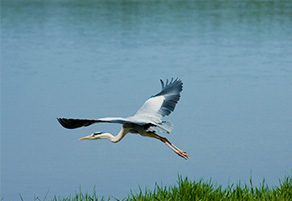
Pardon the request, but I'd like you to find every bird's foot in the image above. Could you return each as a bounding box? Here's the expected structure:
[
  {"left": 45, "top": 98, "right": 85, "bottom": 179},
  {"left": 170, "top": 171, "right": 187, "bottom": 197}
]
[
  {"left": 176, "top": 149, "right": 190, "bottom": 160},
  {"left": 166, "top": 141, "right": 190, "bottom": 159}
]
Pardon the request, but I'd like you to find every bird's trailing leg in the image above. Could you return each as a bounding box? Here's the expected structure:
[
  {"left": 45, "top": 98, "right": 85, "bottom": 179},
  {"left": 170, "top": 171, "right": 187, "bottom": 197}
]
[
  {"left": 144, "top": 133, "right": 190, "bottom": 159},
  {"left": 161, "top": 136, "right": 190, "bottom": 160}
]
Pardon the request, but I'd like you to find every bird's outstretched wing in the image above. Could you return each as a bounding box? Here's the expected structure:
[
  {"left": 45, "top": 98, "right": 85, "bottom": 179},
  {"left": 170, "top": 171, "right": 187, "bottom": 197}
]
[
  {"left": 58, "top": 78, "right": 183, "bottom": 131},
  {"left": 133, "top": 78, "right": 183, "bottom": 123},
  {"left": 57, "top": 117, "right": 146, "bottom": 129}
]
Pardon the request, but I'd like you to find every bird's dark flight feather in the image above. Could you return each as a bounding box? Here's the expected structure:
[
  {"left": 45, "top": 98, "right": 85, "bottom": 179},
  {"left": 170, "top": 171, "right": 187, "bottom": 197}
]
[
  {"left": 57, "top": 118, "right": 99, "bottom": 129},
  {"left": 153, "top": 78, "right": 183, "bottom": 117}
]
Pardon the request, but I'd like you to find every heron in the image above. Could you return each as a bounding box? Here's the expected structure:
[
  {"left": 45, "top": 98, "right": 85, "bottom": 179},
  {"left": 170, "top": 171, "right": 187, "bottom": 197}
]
[{"left": 57, "top": 78, "right": 190, "bottom": 159}]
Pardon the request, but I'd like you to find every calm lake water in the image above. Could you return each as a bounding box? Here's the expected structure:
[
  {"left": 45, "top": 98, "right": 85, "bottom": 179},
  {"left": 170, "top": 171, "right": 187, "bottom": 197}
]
[{"left": 1, "top": 0, "right": 292, "bottom": 200}]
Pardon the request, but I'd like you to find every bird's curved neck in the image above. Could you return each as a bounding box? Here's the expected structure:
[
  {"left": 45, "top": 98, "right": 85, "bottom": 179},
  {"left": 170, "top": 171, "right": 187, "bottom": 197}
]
[{"left": 103, "top": 127, "right": 128, "bottom": 143}]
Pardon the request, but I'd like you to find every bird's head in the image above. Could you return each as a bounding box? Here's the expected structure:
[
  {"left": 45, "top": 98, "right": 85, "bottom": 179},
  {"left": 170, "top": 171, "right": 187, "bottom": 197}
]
[{"left": 79, "top": 132, "right": 105, "bottom": 140}]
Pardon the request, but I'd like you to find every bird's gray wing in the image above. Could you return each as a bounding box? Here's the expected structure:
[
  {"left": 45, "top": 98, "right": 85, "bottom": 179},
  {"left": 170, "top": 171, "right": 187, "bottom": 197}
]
[
  {"left": 57, "top": 117, "right": 143, "bottom": 129},
  {"left": 58, "top": 78, "right": 183, "bottom": 131},
  {"left": 133, "top": 78, "right": 183, "bottom": 122}
]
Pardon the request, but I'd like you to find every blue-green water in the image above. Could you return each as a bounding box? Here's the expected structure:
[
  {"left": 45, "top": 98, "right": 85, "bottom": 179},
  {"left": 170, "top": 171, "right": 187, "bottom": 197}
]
[{"left": 1, "top": 1, "right": 292, "bottom": 200}]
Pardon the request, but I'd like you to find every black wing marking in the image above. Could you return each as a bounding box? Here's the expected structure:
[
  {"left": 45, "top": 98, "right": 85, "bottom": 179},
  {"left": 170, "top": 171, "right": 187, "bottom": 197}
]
[{"left": 57, "top": 118, "right": 99, "bottom": 129}]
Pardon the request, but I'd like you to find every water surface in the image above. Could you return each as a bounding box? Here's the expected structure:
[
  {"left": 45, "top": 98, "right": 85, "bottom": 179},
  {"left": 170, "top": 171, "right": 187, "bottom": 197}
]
[{"left": 1, "top": 1, "right": 292, "bottom": 200}]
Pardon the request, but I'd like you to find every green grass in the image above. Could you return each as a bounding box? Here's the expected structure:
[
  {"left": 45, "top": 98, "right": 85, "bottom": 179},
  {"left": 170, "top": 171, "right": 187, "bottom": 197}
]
[
  {"left": 19, "top": 175, "right": 292, "bottom": 201},
  {"left": 125, "top": 175, "right": 292, "bottom": 201}
]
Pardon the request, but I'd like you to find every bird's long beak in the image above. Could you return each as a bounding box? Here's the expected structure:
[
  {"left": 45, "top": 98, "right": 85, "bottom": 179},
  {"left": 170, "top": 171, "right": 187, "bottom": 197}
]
[{"left": 79, "top": 136, "right": 91, "bottom": 140}]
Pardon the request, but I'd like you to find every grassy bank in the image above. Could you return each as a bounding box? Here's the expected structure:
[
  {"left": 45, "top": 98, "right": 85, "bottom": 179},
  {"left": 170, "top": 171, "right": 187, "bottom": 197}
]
[{"left": 23, "top": 175, "right": 292, "bottom": 201}]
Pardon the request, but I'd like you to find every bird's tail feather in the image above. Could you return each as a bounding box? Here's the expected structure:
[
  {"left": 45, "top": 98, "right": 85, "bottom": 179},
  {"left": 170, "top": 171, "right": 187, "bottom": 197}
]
[{"left": 147, "top": 121, "right": 173, "bottom": 134}]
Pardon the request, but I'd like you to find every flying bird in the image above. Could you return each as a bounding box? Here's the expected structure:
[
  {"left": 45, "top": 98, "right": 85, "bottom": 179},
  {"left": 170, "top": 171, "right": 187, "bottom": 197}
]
[{"left": 57, "top": 78, "right": 190, "bottom": 159}]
